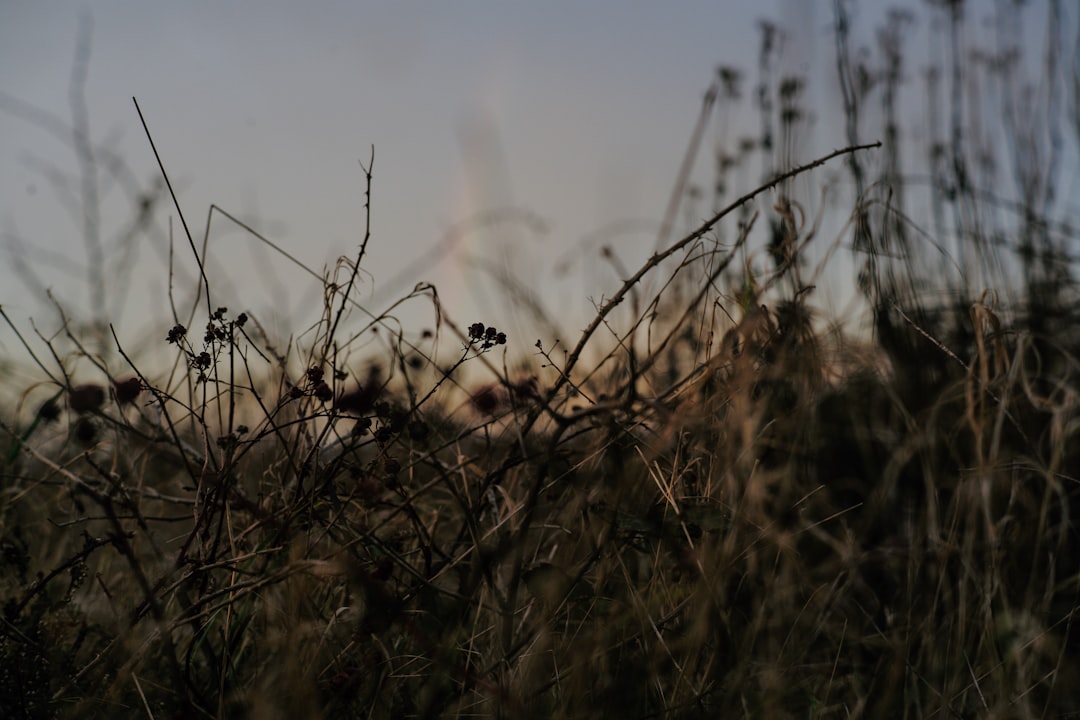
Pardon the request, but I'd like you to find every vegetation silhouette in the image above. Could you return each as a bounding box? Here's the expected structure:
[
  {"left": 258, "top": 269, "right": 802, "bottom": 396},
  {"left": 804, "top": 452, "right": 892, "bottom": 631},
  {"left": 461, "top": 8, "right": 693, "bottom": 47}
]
[{"left": 2, "top": 2, "right": 1079, "bottom": 717}]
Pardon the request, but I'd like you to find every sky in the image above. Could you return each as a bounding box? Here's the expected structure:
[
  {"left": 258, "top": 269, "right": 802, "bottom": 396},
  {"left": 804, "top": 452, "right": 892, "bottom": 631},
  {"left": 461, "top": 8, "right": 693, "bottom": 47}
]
[
  {"left": 0, "top": 1, "right": 775, "bottom": 359},
  {"left": 1, "top": 1, "right": 1073, "bottom": 380}
]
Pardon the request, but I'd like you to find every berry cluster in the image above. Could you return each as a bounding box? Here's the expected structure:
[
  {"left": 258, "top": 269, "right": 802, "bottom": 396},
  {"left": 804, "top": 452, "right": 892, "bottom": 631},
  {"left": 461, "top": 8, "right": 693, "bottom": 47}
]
[
  {"left": 467, "top": 322, "right": 507, "bottom": 351},
  {"left": 31, "top": 377, "right": 145, "bottom": 448},
  {"left": 164, "top": 308, "right": 248, "bottom": 383},
  {"left": 289, "top": 366, "right": 337, "bottom": 403},
  {"left": 204, "top": 306, "right": 246, "bottom": 343}
]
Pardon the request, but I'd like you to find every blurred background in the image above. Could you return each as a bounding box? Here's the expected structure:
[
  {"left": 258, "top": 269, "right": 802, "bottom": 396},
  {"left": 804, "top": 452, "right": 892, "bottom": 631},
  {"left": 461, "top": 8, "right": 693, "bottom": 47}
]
[{"left": 1, "top": 1, "right": 1075, "bottom": 371}]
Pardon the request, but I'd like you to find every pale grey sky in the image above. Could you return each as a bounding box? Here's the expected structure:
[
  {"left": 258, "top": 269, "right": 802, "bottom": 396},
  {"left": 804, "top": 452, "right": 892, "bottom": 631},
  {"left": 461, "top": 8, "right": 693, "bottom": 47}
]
[
  {"left": 1, "top": 1, "right": 1072, "bottom": 376},
  {"left": 0, "top": 1, "right": 782, "bottom": 354}
]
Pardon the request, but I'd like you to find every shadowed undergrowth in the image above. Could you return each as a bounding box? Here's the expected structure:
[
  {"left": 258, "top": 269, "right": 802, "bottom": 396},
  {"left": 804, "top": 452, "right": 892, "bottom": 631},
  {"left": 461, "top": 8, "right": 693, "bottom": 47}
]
[{"left": 3, "top": 3, "right": 1080, "bottom": 718}]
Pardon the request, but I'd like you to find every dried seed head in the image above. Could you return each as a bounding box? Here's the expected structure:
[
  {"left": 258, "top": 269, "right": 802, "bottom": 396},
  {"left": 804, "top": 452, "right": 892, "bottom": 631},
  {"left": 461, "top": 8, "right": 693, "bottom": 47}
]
[
  {"left": 470, "top": 385, "right": 501, "bottom": 415},
  {"left": 113, "top": 377, "right": 142, "bottom": 405},
  {"left": 166, "top": 324, "right": 187, "bottom": 344},
  {"left": 337, "top": 386, "right": 376, "bottom": 414},
  {"left": 69, "top": 384, "right": 105, "bottom": 414},
  {"left": 73, "top": 417, "right": 97, "bottom": 444},
  {"left": 314, "top": 381, "right": 334, "bottom": 403},
  {"left": 407, "top": 420, "right": 429, "bottom": 440},
  {"left": 37, "top": 398, "right": 61, "bottom": 423}
]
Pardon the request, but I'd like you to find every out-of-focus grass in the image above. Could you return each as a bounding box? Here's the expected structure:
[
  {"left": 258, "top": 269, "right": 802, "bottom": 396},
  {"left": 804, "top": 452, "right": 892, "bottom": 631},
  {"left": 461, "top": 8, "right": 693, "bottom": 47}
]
[{"left": 3, "top": 3, "right": 1080, "bottom": 718}]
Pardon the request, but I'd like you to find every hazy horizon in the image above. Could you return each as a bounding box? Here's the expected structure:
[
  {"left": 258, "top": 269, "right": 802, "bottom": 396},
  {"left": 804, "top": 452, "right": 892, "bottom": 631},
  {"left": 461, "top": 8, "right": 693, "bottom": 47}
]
[{"left": 1, "top": 1, "right": 1073, "bottom": 382}]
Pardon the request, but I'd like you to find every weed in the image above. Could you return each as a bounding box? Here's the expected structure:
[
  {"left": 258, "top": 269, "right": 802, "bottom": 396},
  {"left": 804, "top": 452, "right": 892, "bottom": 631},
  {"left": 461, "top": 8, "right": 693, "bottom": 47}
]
[{"left": 2, "top": 2, "right": 1080, "bottom": 718}]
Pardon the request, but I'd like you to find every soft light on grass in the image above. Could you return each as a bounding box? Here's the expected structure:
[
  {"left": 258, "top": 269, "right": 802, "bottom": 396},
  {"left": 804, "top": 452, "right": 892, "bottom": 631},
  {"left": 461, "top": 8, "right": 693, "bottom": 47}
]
[{"left": 2, "top": 3, "right": 1080, "bottom": 718}]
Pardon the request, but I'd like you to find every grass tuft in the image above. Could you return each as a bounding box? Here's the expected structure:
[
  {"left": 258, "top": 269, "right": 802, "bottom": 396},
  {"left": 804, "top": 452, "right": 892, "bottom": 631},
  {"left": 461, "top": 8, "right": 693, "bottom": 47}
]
[{"left": 3, "top": 3, "right": 1080, "bottom": 717}]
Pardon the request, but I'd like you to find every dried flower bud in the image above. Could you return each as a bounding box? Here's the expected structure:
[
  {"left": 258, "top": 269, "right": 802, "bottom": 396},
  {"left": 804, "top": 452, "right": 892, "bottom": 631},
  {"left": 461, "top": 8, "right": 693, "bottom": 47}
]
[
  {"left": 166, "top": 324, "right": 187, "bottom": 344},
  {"left": 314, "top": 381, "right": 334, "bottom": 402},
  {"left": 113, "top": 377, "right": 142, "bottom": 405},
  {"left": 69, "top": 384, "right": 105, "bottom": 414}
]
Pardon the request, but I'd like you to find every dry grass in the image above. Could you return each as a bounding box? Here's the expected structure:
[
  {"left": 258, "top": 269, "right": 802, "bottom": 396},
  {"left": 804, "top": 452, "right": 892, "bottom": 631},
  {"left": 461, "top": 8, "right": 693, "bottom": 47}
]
[{"left": 3, "top": 3, "right": 1080, "bottom": 718}]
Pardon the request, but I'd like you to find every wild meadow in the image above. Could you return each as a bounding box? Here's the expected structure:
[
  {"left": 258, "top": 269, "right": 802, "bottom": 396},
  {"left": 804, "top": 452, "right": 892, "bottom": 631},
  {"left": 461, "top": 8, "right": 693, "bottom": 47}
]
[{"left": 2, "top": 3, "right": 1079, "bottom": 718}]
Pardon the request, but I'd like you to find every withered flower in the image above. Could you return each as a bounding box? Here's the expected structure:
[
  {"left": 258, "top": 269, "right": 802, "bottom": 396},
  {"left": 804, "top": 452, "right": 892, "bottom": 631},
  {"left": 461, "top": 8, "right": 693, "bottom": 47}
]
[{"left": 69, "top": 384, "right": 105, "bottom": 414}]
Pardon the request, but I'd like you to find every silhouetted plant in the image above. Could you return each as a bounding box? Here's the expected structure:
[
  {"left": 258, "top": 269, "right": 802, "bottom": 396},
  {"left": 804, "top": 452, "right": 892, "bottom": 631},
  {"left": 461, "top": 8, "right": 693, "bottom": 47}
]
[{"left": 2, "top": 2, "right": 1080, "bottom": 718}]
